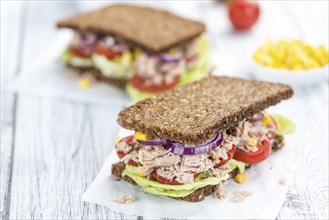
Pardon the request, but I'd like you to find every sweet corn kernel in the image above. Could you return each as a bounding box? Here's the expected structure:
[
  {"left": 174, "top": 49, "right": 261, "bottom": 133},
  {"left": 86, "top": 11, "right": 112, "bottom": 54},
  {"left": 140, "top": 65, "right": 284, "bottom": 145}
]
[
  {"left": 235, "top": 173, "right": 248, "bottom": 184},
  {"left": 318, "top": 45, "right": 329, "bottom": 65},
  {"left": 253, "top": 39, "right": 329, "bottom": 70},
  {"left": 135, "top": 132, "right": 148, "bottom": 141},
  {"left": 136, "top": 166, "right": 145, "bottom": 177},
  {"left": 120, "top": 51, "right": 132, "bottom": 66},
  {"left": 133, "top": 48, "right": 142, "bottom": 59},
  {"left": 78, "top": 78, "right": 91, "bottom": 89},
  {"left": 247, "top": 138, "right": 258, "bottom": 147},
  {"left": 261, "top": 116, "right": 273, "bottom": 126},
  {"left": 136, "top": 172, "right": 146, "bottom": 177}
]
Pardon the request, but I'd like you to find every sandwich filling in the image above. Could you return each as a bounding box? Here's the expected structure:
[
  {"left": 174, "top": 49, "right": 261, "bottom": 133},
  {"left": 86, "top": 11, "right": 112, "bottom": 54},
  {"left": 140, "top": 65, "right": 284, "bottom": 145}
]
[
  {"left": 126, "top": 36, "right": 211, "bottom": 101},
  {"left": 115, "top": 111, "right": 289, "bottom": 198},
  {"left": 61, "top": 32, "right": 134, "bottom": 79},
  {"left": 61, "top": 31, "right": 210, "bottom": 100}
]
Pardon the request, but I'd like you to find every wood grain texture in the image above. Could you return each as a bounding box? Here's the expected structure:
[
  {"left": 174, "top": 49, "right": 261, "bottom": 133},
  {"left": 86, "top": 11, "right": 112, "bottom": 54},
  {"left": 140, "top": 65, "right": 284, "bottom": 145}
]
[
  {"left": 1, "top": 1, "right": 137, "bottom": 219},
  {"left": 0, "top": 2, "right": 25, "bottom": 219},
  {"left": 275, "top": 2, "right": 329, "bottom": 219},
  {"left": 277, "top": 85, "right": 329, "bottom": 220},
  {"left": 0, "top": 1, "right": 328, "bottom": 220},
  {"left": 8, "top": 97, "right": 134, "bottom": 219}
]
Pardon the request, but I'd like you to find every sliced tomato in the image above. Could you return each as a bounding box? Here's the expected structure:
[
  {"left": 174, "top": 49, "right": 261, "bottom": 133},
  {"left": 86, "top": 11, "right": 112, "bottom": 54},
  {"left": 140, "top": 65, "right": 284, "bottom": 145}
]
[
  {"left": 214, "top": 145, "right": 236, "bottom": 168},
  {"left": 151, "top": 171, "right": 182, "bottom": 185},
  {"left": 68, "top": 46, "right": 92, "bottom": 58},
  {"left": 233, "top": 139, "right": 271, "bottom": 165},
  {"left": 92, "top": 43, "right": 120, "bottom": 60},
  {"left": 151, "top": 171, "right": 200, "bottom": 185},
  {"left": 116, "top": 151, "right": 126, "bottom": 159},
  {"left": 115, "top": 136, "right": 138, "bottom": 167},
  {"left": 116, "top": 136, "right": 134, "bottom": 150},
  {"left": 131, "top": 75, "right": 179, "bottom": 93}
]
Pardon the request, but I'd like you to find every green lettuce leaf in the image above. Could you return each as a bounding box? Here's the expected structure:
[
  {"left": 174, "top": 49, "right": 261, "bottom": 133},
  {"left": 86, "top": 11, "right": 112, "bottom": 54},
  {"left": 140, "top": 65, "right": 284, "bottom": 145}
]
[
  {"left": 227, "top": 159, "right": 246, "bottom": 173},
  {"left": 60, "top": 49, "right": 93, "bottom": 67},
  {"left": 122, "top": 165, "right": 221, "bottom": 198},
  {"left": 92, "top": 54, "right": 132, "bottom": 79},
  {"left": 142, "top": 186, "right": 197, "bottom": 197},
  {"left": 179, "top": 35, "right": 211, "bottom": 85},
  {"left": 126, "top": 84, "right": 156, "bottom": 102},
  {"left": 271, "top": 114, "right": 296, "bottom": 135}
]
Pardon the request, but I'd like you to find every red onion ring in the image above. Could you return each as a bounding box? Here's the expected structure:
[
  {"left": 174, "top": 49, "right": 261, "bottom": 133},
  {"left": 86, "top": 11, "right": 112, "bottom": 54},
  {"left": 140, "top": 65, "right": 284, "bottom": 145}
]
[
  {"left": 165, "top": 131, "right": 223, "bottom": 155},
  {"left": 78, "top": 32, "right": 99, "bottom": 47},
  {"left": 137, "top": 139, "right": 168, "bottom": 146},
  {"left": 157, "top": 52, "right": 182, "bottom": 63},
  {"left": 248, "top": 113, "right": 264, "bottom": 123}
]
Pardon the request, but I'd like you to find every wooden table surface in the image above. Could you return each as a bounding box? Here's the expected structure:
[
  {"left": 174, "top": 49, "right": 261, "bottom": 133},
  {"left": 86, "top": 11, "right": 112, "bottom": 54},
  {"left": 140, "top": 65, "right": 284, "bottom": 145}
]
[{"left": 1, "top": 1, "right": 328, "bottom": 219}]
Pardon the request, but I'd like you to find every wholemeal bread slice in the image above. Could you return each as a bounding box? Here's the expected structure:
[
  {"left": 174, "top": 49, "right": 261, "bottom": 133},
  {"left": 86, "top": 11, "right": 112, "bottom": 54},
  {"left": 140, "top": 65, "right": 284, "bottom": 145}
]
[
  {"left": 117, "top": 76, "right": 293, "bottom": 144},
  {"left": 111, "top": 135, "right": 285, "bottom": 202},
  {"left": 57, "top": 4, "right": 205, "bottom": 54}
]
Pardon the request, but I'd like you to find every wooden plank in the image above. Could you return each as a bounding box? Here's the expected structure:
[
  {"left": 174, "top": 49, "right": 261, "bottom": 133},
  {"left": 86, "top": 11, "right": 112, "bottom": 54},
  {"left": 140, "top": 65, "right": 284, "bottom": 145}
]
[
  {"left": 212, "top": 0, "right": 327, "bottom": 218},
  {"left": 9, "top": 97, "right": 133, "bottom": 219},
  {"left": 275, "top": 2, "right": 328, "bottom": 219},
  {"left": 6, "top": 1, "right": 138, "bottom": 219},
  {"left": 0, "top": 2, "right": 25, "bottom": 219},
  {"left": 3, "top": 1, "right": 327, "bottom": 219},
  {"left": 277, "top": 85, "right": 328, "bottom": 220}
]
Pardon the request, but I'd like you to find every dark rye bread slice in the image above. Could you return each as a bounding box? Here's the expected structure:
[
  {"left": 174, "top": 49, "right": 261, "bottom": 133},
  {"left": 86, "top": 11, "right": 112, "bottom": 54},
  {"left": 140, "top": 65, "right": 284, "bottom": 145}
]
[
  {"left": 67, "top": 65, "right": 127, "bottom": 89},
  {"left": 57, "top": 4, "right": 205, "bottom": 54},
  {"left": 117, "top": 76, "right": 293, "bottom": 144},
  {"left": 111, "top": 135, "right": 285, "bottom": 202}
]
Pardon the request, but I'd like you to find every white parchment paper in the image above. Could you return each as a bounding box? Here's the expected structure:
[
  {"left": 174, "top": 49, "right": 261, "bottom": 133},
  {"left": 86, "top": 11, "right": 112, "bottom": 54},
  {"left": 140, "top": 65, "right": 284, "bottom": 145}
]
[{"left": 82, "top": 128, "right": 301, "bottom": 219}]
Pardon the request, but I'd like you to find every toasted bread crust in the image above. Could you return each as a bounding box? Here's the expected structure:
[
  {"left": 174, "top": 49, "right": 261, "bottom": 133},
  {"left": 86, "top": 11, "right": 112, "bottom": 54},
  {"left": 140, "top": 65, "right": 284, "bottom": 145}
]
[
  {"left": 67, "top": 65, "right": 127, "bottom": 89},
  {"left": 111, "top": 135, "right": 285, "bottom": 202},
  {"left": 118, "top": 76, "right": 293, "bottom": 144},
  {"left": 57, "top": 4, "right": 205, "bottom": 54}
]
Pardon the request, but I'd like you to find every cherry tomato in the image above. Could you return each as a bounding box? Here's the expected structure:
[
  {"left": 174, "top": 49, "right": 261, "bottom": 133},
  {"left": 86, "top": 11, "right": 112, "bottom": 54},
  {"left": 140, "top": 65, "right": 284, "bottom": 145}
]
[
  {"left": 115, "top": 136, "right": 138, "bottom": 167},
  {"left": 233, "top": 139, "right": 271, "bottom": 164},
  {"left": 214, "top": 145, "right": 236, "bottom": 168},
  {"left": 151, "top": 171, "right": 200, "bottom": 185},
  {"left": 69, "top": 46, "right": 92, "bottom": 58},
  {"left": 92, "top": 43, "right": 121, "bottom": 60},
  {"left": 131, "top": 75, "right": 179, "bottom": 93},
  {"left": 228, "top": 0, "right": 260, "bottom": 30}
]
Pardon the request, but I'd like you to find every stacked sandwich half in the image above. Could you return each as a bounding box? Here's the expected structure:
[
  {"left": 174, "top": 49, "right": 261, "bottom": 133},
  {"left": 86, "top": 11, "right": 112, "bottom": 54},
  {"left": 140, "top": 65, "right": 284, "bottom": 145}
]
[
  {"left": 57, "top": 4, "right": 211, "bottom": 101},
  {"left": 112, "top": 76, "right": 294, "bottom": 202}
]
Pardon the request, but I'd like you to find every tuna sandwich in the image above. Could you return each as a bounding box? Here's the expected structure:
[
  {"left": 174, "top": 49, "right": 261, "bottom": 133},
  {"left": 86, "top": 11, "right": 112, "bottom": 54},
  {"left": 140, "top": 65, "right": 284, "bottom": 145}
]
[
  {"left": 57, "top": 4, "right": 211, "bottom": 102},
  {"left": 112, "top": 76, "right": 295, "bottom": 202}
]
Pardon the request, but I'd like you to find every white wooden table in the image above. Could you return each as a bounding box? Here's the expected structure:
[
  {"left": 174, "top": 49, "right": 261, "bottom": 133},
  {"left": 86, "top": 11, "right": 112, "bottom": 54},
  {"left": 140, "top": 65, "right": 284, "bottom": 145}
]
[{"left": 1, "top": 1, "right": 328, "bottom": 219}]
